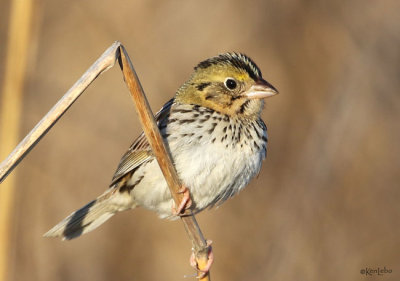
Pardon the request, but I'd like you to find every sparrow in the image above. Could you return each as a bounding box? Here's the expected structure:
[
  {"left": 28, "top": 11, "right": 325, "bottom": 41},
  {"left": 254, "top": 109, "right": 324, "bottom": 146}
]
[{"left": 44, "top": 52, "right": 278, "bottom": 240}]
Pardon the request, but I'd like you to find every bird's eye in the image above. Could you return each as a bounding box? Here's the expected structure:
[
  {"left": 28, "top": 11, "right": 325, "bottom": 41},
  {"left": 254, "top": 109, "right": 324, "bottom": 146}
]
[{"left": 224, "top": 78, "right": 237, "bottom": 90}]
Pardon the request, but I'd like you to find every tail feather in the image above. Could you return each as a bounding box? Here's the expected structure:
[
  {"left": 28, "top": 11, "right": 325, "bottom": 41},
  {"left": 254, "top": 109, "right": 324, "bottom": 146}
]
[{"left": 44, "top": 189, "right": 134, "bottom": 240}]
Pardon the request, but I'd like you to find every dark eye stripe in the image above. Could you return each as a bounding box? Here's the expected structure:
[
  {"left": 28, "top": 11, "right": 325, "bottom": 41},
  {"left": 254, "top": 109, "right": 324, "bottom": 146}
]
[{"left": 196, "top": 82, "right": 211, "bottom": 91}]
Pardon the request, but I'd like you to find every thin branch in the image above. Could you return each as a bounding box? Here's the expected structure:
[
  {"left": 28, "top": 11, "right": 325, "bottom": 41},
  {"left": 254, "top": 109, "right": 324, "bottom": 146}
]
[
  {"left": 0, "top": 41, "right": 121, "bottom": 183},
  {"left": 0, "top": 42, "right": 211, "bottom": 280},
  {"left": 118, "top": 46, "right": 211, "bottom": 280}
]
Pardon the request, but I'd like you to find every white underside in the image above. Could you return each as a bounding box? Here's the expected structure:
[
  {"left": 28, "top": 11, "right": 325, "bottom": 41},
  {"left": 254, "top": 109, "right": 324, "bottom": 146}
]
[
  {"left": 129, "top": 106, "right": 266, "bottom": 218},
  {"left": 131, "top": 142, "right": 264, "bottom": 218}
]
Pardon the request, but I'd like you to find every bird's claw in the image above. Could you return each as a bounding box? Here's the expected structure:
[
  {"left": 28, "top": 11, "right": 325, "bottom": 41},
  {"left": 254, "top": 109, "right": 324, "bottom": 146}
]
[
  {"left": 172, "top": 186, "right": 193, "bottom": 215},
  {"left": 190, "top": 240, "right": 214, "bottom": 279}
]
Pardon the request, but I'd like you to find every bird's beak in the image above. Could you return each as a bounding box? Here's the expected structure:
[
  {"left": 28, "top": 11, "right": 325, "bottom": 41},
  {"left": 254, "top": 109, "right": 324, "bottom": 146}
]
[{"left": 243, "top": 78, "right": 278, "bottom": 99}]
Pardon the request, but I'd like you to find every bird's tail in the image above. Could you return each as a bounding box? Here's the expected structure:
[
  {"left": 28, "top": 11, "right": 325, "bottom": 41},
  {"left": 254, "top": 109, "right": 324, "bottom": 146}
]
[{"left": 44, "top": 188, "right": 135, "bottom": 240}]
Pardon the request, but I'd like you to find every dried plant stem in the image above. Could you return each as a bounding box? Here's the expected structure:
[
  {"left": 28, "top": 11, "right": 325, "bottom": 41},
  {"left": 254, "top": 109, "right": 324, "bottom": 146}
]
[
  {"left": 0, "top": 0, "right": 34, "bottom": 280},
  {"left": 118, "top": 46, "right": 211, "bottom": 280},
  {"left": 0, "top": 42, "right": 211, "bottom": 280},
  {"left": 0, "top": 42, "right": 120, "bottom": 183}
]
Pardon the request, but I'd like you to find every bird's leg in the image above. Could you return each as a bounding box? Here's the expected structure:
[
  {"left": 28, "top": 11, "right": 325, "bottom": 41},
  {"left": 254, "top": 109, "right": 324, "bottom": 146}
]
[
  {"left": 172, "top": 185, "right": 193, "bottom": 215},
  {"left": 190, "top": 240, "right": 214, "bottom": 278}
]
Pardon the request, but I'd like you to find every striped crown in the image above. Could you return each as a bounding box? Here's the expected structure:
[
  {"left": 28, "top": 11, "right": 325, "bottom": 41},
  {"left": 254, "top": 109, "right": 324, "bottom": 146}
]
[{"left": 195, "top": 52, "right": 262, "bottom": 80}]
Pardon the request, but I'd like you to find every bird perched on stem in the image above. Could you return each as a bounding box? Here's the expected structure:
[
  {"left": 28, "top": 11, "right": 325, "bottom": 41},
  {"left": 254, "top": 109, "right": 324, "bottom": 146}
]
[{"left": 44, "top": 52, "right": 278, "bottom": 240}]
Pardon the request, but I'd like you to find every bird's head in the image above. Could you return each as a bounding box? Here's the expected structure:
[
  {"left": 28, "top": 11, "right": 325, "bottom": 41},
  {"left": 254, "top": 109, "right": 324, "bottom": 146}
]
[{"left": 175, "top": 53, "right": 278, "bottom": 119}]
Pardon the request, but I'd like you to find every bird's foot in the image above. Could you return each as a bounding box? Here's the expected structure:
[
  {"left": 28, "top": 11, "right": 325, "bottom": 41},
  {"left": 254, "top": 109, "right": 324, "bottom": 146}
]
[
  {"left": 190, "top": 240, "right": 214, "bottom": 279},
  {"left": 172, "top": 186, "right": 193, "bottom": 215}
]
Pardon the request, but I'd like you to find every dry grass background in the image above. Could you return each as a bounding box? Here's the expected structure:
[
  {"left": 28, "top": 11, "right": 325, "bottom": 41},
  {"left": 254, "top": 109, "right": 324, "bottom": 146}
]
[{"left": 1, "top": 0, "right": 399, "bottom": 280}]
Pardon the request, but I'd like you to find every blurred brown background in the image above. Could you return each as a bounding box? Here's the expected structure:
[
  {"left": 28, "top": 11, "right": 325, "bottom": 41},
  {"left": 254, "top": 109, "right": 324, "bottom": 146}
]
[{"left": 1, "top": 0, "right": 399, "bottom": 280}]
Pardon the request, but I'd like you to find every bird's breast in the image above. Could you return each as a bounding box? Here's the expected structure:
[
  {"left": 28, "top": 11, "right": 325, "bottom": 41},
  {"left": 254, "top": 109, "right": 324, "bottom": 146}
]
[{"left": 163, "top": 103, "right": 267, "bottom": 211}]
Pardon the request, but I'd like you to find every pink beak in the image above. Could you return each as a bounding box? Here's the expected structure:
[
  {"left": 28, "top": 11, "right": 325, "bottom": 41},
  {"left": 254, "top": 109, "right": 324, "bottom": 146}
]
[{"left": 244, "top": 78, "right": 278, "bottom": 99}]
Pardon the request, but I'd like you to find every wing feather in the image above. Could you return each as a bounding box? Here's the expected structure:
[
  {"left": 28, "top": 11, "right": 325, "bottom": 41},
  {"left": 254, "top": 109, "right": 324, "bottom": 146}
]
[{"left": 110, "top": 98, "right": 174, "bottom": 185}]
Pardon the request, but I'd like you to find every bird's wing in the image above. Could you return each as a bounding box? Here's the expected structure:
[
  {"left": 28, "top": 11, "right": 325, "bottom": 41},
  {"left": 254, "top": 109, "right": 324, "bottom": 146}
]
[{"left": 110, "top": 98, "right": 174, "bottom": 186}]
